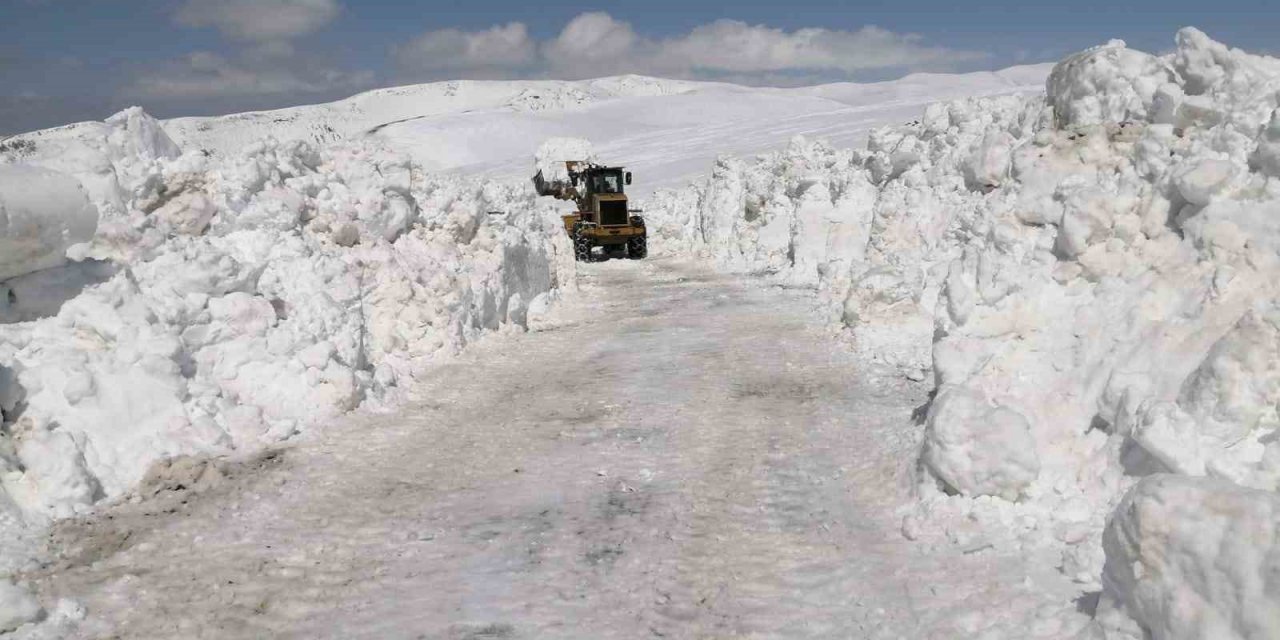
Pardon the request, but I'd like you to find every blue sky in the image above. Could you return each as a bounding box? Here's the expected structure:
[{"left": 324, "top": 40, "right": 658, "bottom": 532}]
[{"left": 1, "top": 0, "right": 1274, "bottom": 133}]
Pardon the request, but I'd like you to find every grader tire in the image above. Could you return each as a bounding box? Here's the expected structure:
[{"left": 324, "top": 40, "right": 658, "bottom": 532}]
[
  {"left": 626, "top": 235, "right": 647, "bottom": 260},
  {"left": 574, "top": 233, "right": 594, "bottom": 262}
]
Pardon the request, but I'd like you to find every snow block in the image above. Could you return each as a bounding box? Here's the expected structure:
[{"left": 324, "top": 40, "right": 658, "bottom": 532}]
[
  {"left": 1250, "top": 109, "right": 1280, "bottom": 178},
  {"left": 0, "top": 165, "right": 98, "bottom": 281},
  {"left": 0, "top": 579, "right": 42, "bottom": 632},
  {"left": 1174, "top": 159, "right": 1235, "bottom": 207},
  {"left": 104, "top": 107, "right": 181, "bottom": 161},
  {"left": 1129, "top": 304, "right": 1280, "bottom": 485},
  {"left": 0, "top": 363, "right": 18, "bottom": 416},
  {"left": 922, "top": 386, "right": 1040, "bottom": 501},
  {"left": 1096, "top": 475, "right": 1280, "bottom": 640},
  {"left": 963, "top": 130, "right": 1016, "bottom": 190},
  {"left": 1047, "top": 40, "right": 1177, "bottom": 127}
]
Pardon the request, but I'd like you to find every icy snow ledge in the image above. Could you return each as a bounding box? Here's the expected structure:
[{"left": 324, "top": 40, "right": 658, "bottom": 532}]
[
  {"left": 0, "top": 166, "right": 97, "bottom": 281},
  {"left": 1096, "top": 475, "right": 1280, "bottom": 640}
]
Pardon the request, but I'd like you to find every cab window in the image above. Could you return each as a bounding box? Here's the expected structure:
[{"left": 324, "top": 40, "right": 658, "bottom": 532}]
[{"left": 591, "top": 172, "right": 623, "bottom": 194}]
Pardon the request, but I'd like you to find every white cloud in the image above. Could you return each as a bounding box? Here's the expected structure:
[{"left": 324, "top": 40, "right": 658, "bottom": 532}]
[
  {"left": 398, "top": 12, "right": 987, "bottom": 84},
  {"left": 134, "top": 0, "right": 361, "bottom": 105},
  {"left": 660, "top": 21, "right": 980, "bottom": 74},
  {"left": 127, "top": 10, "right": 988, "bottom": 110},
  {"left": 175, "top": 0, "right": 341, "bottom": 42},
  {"left": 395, "top": 22, "right": 535, "bottom": 71},
  {"left": 543, "top": 12, "right": 639, "bottom": 66},
  {"left": 131, "top": 51, "right": 370, "bottom": 99},
  {"left": 245, "top": 41, "right": 297, "bottom": 61}
]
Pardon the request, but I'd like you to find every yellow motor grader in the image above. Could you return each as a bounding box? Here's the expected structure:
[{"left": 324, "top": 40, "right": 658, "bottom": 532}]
[{"left": 532, "top": 161, "right": 646, "bottom": 262}]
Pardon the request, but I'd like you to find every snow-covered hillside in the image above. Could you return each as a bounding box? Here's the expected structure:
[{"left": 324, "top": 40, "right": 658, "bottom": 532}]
[
  {"left": 647, "top": 29, "right": 1280, "bottom": 639},
  {"left": 145, "top": 68, "right": 1048, "bottom": 198},
  {"left": 158, "top": 75, "right": 706, "bottom": 159},
  {"left": 382, "top": 66, "right": 1051, "bottom": 196}
]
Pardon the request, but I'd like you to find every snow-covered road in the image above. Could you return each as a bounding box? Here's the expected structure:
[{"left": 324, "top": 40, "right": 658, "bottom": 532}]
[{"left": 21, "top": 259, "right": 1087, "bottom": 639}]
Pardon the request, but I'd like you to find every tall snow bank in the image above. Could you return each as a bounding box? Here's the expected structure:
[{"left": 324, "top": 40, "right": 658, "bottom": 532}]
[
  {"left": 0, "top": 109, "right": 573, "bottom": 525},
  {"left": 0, "top": 166, "right": 97, "bottom": 280},
  {"left": 645, "top": 96, "right": 1037, "bottom": 373},
  {"left": 647, "top": 28, "right": 1280, "bottom": 633}
]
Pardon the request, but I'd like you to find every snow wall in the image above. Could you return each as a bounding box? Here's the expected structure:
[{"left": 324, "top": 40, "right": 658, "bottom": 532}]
[
  {"left": 0, "top": 109, "right": 574, "bottom": 536},
  {"left": 647, "top": 29, "right": 1280, "bottom": 639}
]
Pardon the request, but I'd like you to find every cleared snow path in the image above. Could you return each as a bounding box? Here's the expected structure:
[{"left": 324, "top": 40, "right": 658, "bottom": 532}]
[{"left": 20, "top": 259, "right": 1086, "bottom": 639}]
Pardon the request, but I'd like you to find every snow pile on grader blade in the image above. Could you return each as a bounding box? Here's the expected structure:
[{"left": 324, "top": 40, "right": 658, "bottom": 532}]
[{"left": 531, "top": 137, "right": 597, "bottom": 198}]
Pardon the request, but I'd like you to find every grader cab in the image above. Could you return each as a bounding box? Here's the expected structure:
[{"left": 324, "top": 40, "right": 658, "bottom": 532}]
[{"left": 533, "top": 161, "right": 647, "bottom": 262}]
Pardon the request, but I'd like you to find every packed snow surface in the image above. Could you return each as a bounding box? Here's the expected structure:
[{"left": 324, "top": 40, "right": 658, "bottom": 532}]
[{"left": 647, "top": 28, "right": 1280, "bottom": 638}]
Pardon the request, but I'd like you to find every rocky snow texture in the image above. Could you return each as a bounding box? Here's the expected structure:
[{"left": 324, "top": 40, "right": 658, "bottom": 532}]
[
  {"left": 1097, "top": 475, "right": 1280, "bottom": 640},
  {"left": 647, "top": 29, "right": 1280, "bottom": 639},
  {"left": 0, "top": 109, "right": 572, "bottom": 574}
]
